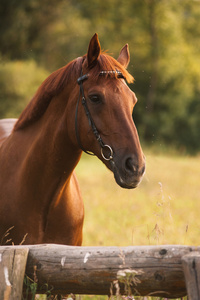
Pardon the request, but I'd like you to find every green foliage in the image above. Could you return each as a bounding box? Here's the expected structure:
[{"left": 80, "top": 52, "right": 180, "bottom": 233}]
[
  {"left": 23, "top": 273, "right": 54, "bottom": 299},
  {"left": 0, "top": 0, "right": 64, "bottom": 61},
  {"left": 23, "top": 275, "right": 38, "bottom": 300},
  {"left": 0, "top": 0, "right": 200, "bottom": 153},
  {"left": 0, "top": 60, "right": 48, "bottom": 118}
]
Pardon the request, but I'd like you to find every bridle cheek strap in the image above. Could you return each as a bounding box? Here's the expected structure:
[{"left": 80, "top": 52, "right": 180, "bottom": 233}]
[{"left": 75, "top": 72, "right": 113, "bottom": 161}]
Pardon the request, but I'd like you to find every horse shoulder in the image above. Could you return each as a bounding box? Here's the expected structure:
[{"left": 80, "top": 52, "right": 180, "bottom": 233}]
[{"left": 0, "top": 118, "right": 17, "bottom": 147}]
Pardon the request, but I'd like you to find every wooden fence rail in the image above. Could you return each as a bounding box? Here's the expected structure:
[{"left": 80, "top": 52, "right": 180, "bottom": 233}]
[{"left": 0, "top": 244, "right": 200, "bottom": 299}]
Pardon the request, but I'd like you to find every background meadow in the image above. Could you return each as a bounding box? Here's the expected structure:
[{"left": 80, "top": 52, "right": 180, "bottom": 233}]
[{"left": 76, "top": 151, "right": 200, "bottom": 247}]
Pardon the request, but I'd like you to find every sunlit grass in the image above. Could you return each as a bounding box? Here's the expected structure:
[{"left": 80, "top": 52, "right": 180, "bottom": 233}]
[
  {"left": 74, "top": 150, "right": 199, "bottom": 299},
  {"left": 76, "top": 151, "right": 200, "bottom": 247}
]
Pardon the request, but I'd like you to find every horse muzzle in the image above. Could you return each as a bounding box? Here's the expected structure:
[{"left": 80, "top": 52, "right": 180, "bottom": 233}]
[{"left": 110, "top": 155, "right": 145, "bottom": 189}]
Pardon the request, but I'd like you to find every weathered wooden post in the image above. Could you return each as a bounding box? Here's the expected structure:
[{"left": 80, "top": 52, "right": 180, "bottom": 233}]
[
  {"left": 182, "top": 251, "right": 200, "bottom": 300},
  {"left": 0, "top": 244, "right": 200, "bottom": 299},
  {"left": 0, "top": 247, "right": 29, "bottom": 300},
  {"left": 24, "top": 244, "right": 194, "bottom": 297}
]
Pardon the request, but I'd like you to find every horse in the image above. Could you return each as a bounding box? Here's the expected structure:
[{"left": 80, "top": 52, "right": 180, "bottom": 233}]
[{"left": 0, "top": 33, "right": 145, "bottom": 246}]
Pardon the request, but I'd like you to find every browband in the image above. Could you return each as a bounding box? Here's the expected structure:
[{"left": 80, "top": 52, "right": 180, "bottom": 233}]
[
  {"left": 77, "top": 70, "right": 125, "bottom": 85},
  {"left": 99, "top": 70, "right": 125, "bottom": 79}
]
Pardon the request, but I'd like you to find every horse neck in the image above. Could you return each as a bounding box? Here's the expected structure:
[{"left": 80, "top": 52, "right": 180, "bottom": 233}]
[{"left": 15, "top": 88, "right": 81, "bottom": 189}]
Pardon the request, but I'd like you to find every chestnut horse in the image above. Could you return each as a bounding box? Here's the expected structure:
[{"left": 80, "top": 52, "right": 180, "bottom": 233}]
[{"left": 0, "top": 34, "right": 145, "bottom": 246}]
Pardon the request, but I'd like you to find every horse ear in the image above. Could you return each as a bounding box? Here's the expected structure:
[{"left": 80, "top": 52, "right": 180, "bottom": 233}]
[
  {"left": 117, "top": 44, "right": 130, "bottom": 69},
  {"left": 87, "top": 33, "right": 101, "bottom": 68}
]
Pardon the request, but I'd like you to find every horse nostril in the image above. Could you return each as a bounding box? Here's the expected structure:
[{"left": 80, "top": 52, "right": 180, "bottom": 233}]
[
  {"left": 125, "top": 157, "right": 137, "bottom": 175},
  {"left": 124, "top": 156, "right": 145, "bottom": 176}
]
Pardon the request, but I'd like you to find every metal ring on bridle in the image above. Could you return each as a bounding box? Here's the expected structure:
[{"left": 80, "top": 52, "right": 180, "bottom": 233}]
[{"left": 101, "top": 145, "right": 113, "bottom": 161}]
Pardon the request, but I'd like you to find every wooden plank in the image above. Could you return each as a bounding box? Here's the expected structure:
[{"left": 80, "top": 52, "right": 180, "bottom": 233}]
[
  {"left": 23, "top": 244, "right": 197, "bottom": 297},
  {"left": 0, "top": 247, "right": 29, "bottom": 300},
  {"left": 1, "top": 244, "right": 200, "bottom": 298},
  {"left": 182, "top": 251, "right": 200, "bottom": 300}
]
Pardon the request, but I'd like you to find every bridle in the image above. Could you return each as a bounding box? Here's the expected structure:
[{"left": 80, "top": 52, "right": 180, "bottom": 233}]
[{"left": 75, "top": 68, "right": 125, "bottom": 161}]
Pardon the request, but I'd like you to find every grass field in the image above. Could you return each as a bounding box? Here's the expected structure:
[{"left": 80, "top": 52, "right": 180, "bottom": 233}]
[
  {"left": 76, "top": 150, "right": 200, "bottom": 247},
  {"left": 73, "top": 150, "right": 200, "bottom": 299}
]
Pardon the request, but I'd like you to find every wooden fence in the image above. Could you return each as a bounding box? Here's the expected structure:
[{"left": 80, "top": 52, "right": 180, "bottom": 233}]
[{"left": 0, "top": 244, "right": 200, "bottom": 299}]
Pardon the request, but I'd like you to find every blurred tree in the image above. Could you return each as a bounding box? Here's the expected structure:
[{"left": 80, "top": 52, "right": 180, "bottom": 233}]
[
  {"left": 0, "top": 0, "right": 200, "bottom": 153},
  {"left": 0, "top": 60, "right": 48, "bottom": 118},
  {"left": 0, "top": 0, "right": 64, "bottom": 61}
]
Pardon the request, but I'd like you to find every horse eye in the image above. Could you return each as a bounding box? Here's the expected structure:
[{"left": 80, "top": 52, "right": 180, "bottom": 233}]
[{"left": 89, "top": 95, "right": 102, "bottom": 104}]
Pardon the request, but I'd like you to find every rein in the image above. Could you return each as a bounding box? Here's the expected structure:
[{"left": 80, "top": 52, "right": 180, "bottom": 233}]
[{"left": 75, "top": 69, "right": 124, "bottom": 161}]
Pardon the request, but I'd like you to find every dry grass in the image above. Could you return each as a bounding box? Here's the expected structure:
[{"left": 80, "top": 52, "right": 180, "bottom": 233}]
[
  {"left": 76, "top": 151, "right": 200, "bottom": 247},
  {"left": 74, "top": 150, "right": 199, "bottom": 299}
]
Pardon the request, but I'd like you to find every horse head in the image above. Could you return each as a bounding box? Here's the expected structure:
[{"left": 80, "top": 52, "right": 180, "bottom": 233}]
[{"left": 72, "top": 34, "right": 145, "bottom": 189}]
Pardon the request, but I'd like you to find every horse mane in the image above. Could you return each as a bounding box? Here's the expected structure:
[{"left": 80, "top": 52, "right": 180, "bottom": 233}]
[
  {"left": 14, "top": 52, "right": 134, "bottom": 131},
  {"left": 14, "top": 57, "right": 83, "bottom": 131}
]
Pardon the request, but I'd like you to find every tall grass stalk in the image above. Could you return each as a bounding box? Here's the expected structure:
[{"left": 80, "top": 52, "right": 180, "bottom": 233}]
[{"left": 74, "top": 151, "right": 199, "bottom": 299}]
